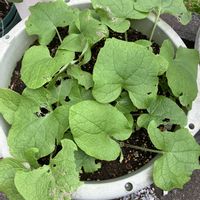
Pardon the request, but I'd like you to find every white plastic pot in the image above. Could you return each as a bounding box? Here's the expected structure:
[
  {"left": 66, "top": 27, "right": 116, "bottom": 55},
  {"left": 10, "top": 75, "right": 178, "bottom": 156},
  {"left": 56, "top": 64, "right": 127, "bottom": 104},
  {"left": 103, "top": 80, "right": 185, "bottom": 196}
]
[
  {"left": 195, "top": 27, "right": 200, "bottom": 54},
  {"left": 0, "top": 1, "right": 200, "bottom": 199}
]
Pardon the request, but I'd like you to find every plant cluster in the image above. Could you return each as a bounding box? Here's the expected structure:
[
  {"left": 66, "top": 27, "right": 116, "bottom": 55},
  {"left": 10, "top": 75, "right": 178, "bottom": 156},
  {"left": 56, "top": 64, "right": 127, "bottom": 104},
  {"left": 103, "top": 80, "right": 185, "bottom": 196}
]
[{"left": 0, "top": 0, "right": 200, "bottom": 200}]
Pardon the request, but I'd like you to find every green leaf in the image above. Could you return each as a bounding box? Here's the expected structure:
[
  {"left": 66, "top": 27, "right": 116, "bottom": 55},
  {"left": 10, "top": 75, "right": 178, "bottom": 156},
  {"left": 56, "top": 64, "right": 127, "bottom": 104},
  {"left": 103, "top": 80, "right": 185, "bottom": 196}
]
[
  {"left": 92, "top": 38, "right": 162, "bottom": 109},
  {"left": 92, "top": 0, "right": 147, "bottom": 19},
  {"left": 15, "top": 139, "right": 81, "bottom": 200},
  {"left": 166, "top": 47, "right": 199, "bottom": 107},
  {"left": 115, "top": 92, "right": 137, "bottom": 115},
  {"left": 137, "top": 96, "right": 187, "bottom": 128},
  {"left": 75, "top": 150, "right": 101, "bottom": 173},
  {"left": 148, "top": 121, "right": 200, "bottom": 191},
  {"left": 78, "top": 9, "right": 109, "bottom": 45},
  {"left": 95, "top": 8, "right": 130, "bottom": 33},
  {"left": 26, "top": 0, "right": 74, "bottom": 45},
  {"left": 160, "top": 39, "right": 175, "bottom": 61},
  {"left": 0, "top": 89, "right": 21, "bottom": 124},
  {"left": 67, "top": 66, "right": 94, "bottom": 90},
  {"left": 134, "top": 0, "right": 191, "bottom": 24},
  {"left": 8, "top": 93, "right": 70, "bottom": 160},
  {"left": 69, "top": 100, "right": 132, "bottom": 161},
  {"left": 59, "top": 34, "right": 87, "bottom": 52},
  {"left": 0, "top": 158, "right": 26, "bottom": 200},
  {"left": 21, "top": 46, "right": 74, "bottom": 89}
]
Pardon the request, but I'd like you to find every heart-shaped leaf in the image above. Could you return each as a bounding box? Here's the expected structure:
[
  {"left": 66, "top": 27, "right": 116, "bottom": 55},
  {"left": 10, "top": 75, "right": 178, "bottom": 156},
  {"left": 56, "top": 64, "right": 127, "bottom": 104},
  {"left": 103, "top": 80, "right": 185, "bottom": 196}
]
[
  {"left": 93, "top": 38, "right": 163, "bottom": 109},
  {"left": 69, "top": 100, "right": 132, "bottom": 161},
  {"left": 21, "top": 46, "right": 74, "bottom": 89},
  {"left": 148, "top": 121, "right": 200, "bottom": 191}
]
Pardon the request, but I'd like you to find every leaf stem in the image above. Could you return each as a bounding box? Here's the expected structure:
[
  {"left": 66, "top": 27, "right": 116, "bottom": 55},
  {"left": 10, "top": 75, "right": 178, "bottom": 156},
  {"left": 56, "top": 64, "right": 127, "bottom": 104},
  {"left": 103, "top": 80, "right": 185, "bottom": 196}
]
[
  {"left": 55, "top": 27, "right": 63, "bottom": 44},
  {"left": 125, "top": 31, "right": 128, "bottom": 41},
  {"left": 120, "top": 142, "right": 163, "bottom": 154},
  {"left": 149, "top": 8, "right": 161, "bottom": 42}
]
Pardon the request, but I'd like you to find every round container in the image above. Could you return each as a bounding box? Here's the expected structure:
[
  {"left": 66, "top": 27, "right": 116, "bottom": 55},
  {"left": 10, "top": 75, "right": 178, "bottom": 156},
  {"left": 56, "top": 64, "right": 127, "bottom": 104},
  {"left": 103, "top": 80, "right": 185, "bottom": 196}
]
[{"left": 0, "top": 0, "right": 199, "bottom": 199}]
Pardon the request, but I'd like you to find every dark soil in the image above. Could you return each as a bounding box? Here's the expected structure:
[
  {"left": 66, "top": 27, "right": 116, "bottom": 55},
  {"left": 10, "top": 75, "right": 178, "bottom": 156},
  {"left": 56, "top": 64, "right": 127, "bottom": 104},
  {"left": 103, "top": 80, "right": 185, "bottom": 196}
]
[
  {"left": 0, "top": 0, "right": 12, "bottom": 20},
  {"left": 9, "top": 27, "right": 160, "bottom": 181}
]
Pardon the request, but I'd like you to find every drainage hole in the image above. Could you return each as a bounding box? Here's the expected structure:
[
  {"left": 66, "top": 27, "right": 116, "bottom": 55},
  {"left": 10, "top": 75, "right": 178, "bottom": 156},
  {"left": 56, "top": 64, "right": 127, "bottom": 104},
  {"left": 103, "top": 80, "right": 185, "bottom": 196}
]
[
  {"left": 189, "top": 123, "right": 195, "bottom": 130},
  {"left": 5, "top": 35, "right": 10, "bottom": 39},
  {"left": 125, "top": 182, "right": 133, "bottom": 191}
]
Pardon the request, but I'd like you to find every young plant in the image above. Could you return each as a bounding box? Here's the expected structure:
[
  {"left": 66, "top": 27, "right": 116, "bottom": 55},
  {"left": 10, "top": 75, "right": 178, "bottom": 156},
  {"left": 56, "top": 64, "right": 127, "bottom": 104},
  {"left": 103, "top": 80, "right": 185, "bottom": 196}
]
[{"left": 0, "top": 0, "right": 199, "bottom": 199}]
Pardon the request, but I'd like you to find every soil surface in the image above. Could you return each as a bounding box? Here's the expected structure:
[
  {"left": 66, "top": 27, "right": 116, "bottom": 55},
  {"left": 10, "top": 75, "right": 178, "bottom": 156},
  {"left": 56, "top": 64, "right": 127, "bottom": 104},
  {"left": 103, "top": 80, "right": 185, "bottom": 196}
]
[
  {"left": 9, "top": 27, "right": 160, "bottom": 181},
  {"left": 0, "top": 0, "right": 12, "bottom": 20}
]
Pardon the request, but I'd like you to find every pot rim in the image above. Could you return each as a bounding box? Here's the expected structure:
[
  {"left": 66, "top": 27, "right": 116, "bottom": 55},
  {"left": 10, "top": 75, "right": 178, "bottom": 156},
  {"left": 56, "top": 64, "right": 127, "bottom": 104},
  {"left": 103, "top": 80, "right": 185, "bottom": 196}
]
[{"left": 0, "top": 1, "right": 199, "bottom": 199}]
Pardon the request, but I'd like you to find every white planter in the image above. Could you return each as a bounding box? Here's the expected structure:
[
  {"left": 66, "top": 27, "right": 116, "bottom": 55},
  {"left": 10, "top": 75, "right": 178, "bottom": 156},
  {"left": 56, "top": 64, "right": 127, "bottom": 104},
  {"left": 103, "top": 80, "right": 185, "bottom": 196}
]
[
  {"left": 195, "top": 27, "right": 200, "bottom": 54},
  {"left": 0, "top": 1, "right": 200, "bottom": 199},
  {"left": 15, "top": 0, "right": 51, "bottom": 19}
]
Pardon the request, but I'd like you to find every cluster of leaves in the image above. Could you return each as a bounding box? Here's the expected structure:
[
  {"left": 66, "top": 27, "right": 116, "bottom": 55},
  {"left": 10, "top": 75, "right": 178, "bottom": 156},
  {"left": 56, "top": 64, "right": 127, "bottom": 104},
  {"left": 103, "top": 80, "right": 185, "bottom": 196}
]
[
  {"left": 0, "top": 0, "right": 200, "bottom": 199},
  {"left": 184, "top": 0, "right": 200, "bottom": 13}
]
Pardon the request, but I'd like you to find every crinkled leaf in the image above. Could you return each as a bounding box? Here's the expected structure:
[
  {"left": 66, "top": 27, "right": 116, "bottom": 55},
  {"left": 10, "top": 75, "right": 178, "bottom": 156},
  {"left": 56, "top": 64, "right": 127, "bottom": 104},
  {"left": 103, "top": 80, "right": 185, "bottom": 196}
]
[
  {"left": 15, "top": 139, "right": 81, "bottom": 200},
  {"left": 21, "top": 45, "right": 74, "bottom": 89},
  {"left": 26, "top": 0, "right": 74, "bottom": 45},
  {"left": 148, "top": 121, "right": 200, "bottom": 191},
  {"left": 134, "top": 0, "right": 191, "bottom": 24},
  {"left": 137, "top": 96, "right": 187, "bottom": 128},
  {"left": 93, "top": 38, "right": 162, "bottom": 109},
  {"left": 8, "top": 92, "right": 70, "bottom": 160},
  {"left": 165, "top": 46, "right": 199, "bottom": 107},
  {"left": 95, "top": 8, "right": 130, "bottom": 33},
  {"left": 75, "top": 150, "right": 101, "bottom": 173},
  {"left": 0, "top": 158, "right": 26, "bottom": 200},
  {"left": 92, "top": 0, "right": 147, "bottom": 19},
  {"left": 67, "top": 66, "right": 94, "bottom": 90},
  {"left": 0, "top": 89, "right": 21, "bottom": 124},
  {"left": 69, "top": 100, "right": 132, "bottom": 161}
]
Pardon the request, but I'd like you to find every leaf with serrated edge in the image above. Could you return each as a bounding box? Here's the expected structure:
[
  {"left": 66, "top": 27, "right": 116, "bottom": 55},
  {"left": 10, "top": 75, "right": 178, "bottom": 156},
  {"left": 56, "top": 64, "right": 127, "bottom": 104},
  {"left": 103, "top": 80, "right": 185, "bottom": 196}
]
[
  {"left": 21, "top": 46, "right": 74, "bottom": 89},
  {"left": 8, "top": 92, "right": 70, "bottom": 160},
  {"left": 69, "top": 100, "right": 132, "bottom": 160},
  {"left": 0, "top": 158, "right": 26, "bottom": 200},
  {"left": 137, "top": 96, "right": 187, "bottom": 128},
  {"left": 68, "top": 66, "right": 94, "bottom": 90},
  {"left": 75, "top": 150, "right": 101, "bottom": 173},
  {"left": 134, "top": 0, "right": 191, "bottom": 25},
  {"left": 92, "top": 38, "right": 162, "bottom": 109},
  {"left": 164, "top": 44, "right": 199, "bottom": 107},
  {"left": 0, "top": 89, "right": 21, "bottom": 124},
  {"left": 26, "top": 0, "right": 74, "bottom": 45},
  {"left": 15, "top": 139, "right": 81, "bottom": 200},
  {"left": 148, "top": 121, "right": 200, "bottom": 191}
]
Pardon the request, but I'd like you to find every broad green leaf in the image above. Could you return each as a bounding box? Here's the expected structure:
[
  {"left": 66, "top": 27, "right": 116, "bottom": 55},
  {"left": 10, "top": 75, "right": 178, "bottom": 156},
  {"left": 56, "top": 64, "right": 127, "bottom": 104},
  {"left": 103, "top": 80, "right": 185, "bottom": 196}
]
[
  {"left": 115, "top": 92, "right": 137, "bottom": 114},
  {"left": 8, "top": 94, "right": 70, "bottom": 160},
  {"left": 166, "top": 47, "right": 199, "bottom": 107},
  {"left": 26, "top": 0, "right": 74, "bottom": 45},
  {"left": 134, "top": 39, "right": 152, "bottom": 47},
  {"left": 160, "top": 39, "right": 175, "bottom": 61},
  {"left": 148, "top": 121, "right": 200, "bottom": 191},
  {"left": 92, "top": 0, "right": 147, "bottom": 19},
  {"left": 0, "top": 158, "right": 26, "bottom": 200},
  {"left": 59, "top": 34, "right": 87, "bottom": 52},
  {"left": 92, "top": 38, "right": 162, "bottom": 109},
  {"left": 137, "top": 96, "right": 187, "bottom": 128},
  {"left": 21, "top": 46, "right": 74, "bottom": 89},
  {"left": 134, "top": 0, "right": 191, "bottom": 24},
  {"left": 24, "top": 148, "right": 40, "bottom": 169},
  {"left": 67, "top": 66, "right": 94, "bottom": 90},
  {"left": 69, "top": 100, "right": 132, "bottom": 160},
  {"left": 95, "top": 8, "right": 130, "bottom": 33},
  {"left": 75, "top": 150, "right": 101, "bottom": 173},
  {"left": 78, "top": 9, "right": 109, "bottom": 45},
  {"left": 0, "top": 89, "right": 21, "bottom": 124},
  {"left": 15, "top": 139, "right": 81, "bottom": 200}
]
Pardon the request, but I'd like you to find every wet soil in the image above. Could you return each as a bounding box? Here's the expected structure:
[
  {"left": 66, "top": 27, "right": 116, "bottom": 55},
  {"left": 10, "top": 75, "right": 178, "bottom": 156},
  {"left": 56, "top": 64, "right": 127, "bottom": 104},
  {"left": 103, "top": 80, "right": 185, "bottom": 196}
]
[{"left": 9, "top": 27, "right": 160, "bottom": 181}]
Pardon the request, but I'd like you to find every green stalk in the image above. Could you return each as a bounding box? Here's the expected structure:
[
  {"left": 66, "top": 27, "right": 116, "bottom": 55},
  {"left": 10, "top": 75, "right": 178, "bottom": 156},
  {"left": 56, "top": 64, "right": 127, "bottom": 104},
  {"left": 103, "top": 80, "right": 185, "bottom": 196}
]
[
  {"left": 120, "top": 142, "right": 163, "bottom": 154},
  {"left": 55, "top": 27, "right": 62, "bottom": 44},
  {"left": 125, "top": 31, "right": 128, "bottom": 41},
  {"left": 149, "top": 8, "right": 161, "bottom": 42},
  {"left": 1, "top": 19, "right": 4, "bottom": 38}
]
